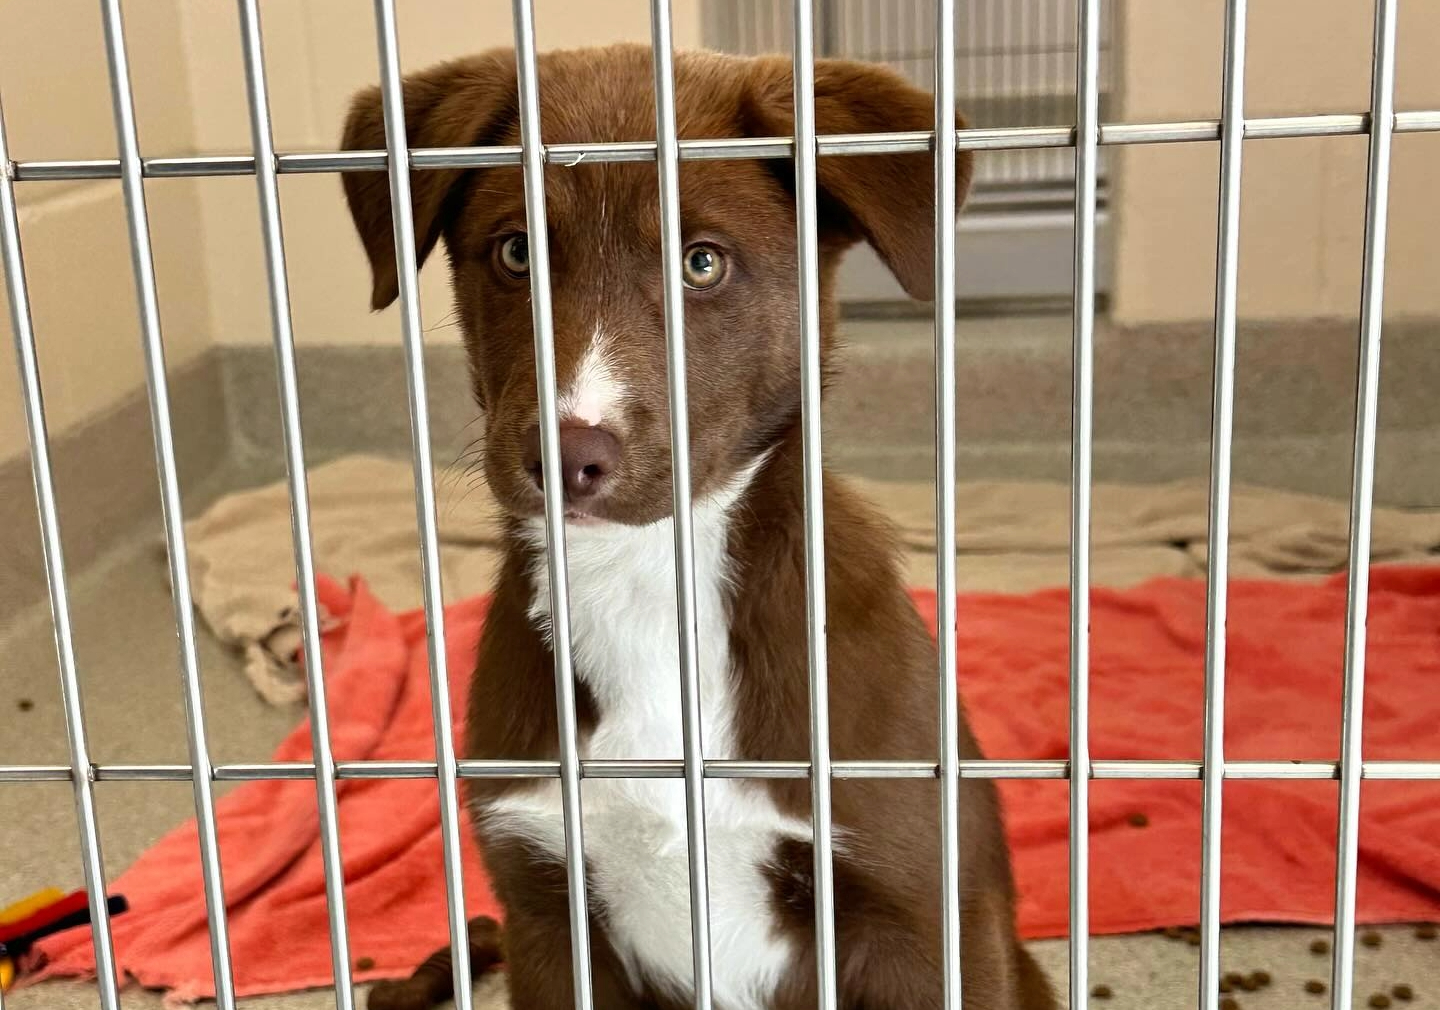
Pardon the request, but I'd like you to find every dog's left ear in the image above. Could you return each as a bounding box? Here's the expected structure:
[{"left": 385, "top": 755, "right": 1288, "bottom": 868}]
[{"left": 744, "top": 57, "right": 972, "bottom": 302}]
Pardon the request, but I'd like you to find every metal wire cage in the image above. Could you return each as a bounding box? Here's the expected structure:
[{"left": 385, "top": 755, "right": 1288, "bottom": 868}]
[{"left": 1, "top": 2, "right": 1437, "bottom": 1010}]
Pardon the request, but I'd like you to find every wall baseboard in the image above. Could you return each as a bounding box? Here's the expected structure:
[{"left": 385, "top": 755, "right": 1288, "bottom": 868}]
[
  {"left": 1, "top": 352, "right": 230, "bottom": 623},
  {"left": 6, "top": 315, "right": 1438, "bottom": 618}
]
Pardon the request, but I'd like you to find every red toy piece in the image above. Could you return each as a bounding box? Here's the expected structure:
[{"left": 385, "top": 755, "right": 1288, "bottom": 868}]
[{"left": 0, "top": 890, "right": 129, "bottom": 962}]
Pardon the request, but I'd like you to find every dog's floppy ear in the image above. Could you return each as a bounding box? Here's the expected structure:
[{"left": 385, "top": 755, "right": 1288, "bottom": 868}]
[
  {"left": 744, "top": 57, "right": 972, "bottom": 302},
  {"left": 341, "top": 50, "right": 517, "bottom": 311}
]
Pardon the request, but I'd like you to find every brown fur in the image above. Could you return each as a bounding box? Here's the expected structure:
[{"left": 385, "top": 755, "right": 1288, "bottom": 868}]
[{"left": 342, "top": 43, "right": 1052, "bottom": 1010}]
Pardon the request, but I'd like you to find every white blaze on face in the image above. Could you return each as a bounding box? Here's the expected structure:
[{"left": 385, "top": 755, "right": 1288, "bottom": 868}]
[{"left": 557, "top": 330, "right": 625, "bottom": 428}]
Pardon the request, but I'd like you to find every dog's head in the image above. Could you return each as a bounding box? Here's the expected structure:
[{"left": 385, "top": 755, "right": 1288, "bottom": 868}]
[{"left": 341, "top": 44, "right": 970, "bottom": 526}]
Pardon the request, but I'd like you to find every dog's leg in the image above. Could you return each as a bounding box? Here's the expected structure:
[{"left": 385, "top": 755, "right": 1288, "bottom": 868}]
[
  {"left": 366, "top": 916, "right": 505, "bottom": 1010},
  {"left": 502, "top": 902, "right": 655, "bottom": 1010},
  {"left": 1011, "top": 944, "right": 1057, "bottom": 1010}
]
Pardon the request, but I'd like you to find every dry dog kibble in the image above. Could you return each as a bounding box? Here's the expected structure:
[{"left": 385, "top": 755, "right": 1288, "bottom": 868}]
[
  {"left": 1416, "top": 924, "right": 1438, "bottom": 941},
  {"left": 16, "top": 698, "right": 34, "bottom": 712},
  {"left": 1219, "top": 979, "right": 1233, "bottom": 993},
  {"left": 1238, "top": 975, "right": 1259, "bottom": 992},
  {"left": 1253, "top": 970, "right": 1272, "bottom": 988},
  {"left": 1224, "top": 972, "right": 1245, "bottom": 986},
  {"left": 1187, "top": 933, "right": 1203, "bottom": 947},
  {"left": 1090, "top": 983, "right": 1113, "bottom": 999},
  {"left": 1369, "top": 994, "right": 1392, "bottom": 1009},
  {"left": 1306, "top": 980, "right": 1328, "bottom": 995},
  {"left": 1219, "top": 997, "right": 1239, "bottom": 1010},
  {"left": 355, "top": 957, "right": 375, "bottom": 971},
  {"left": 1392, "top": 984, "right": 1414, "bottom": 1001},
  {"left": 1362, "top": 930, "right": 1383, "bottom": 948},
  {"left": 1310, "top": 938, "right": 1331, "bottom": 955},
  {"left": 1127, "top": 812, "right": 1150, "bottom": 828}
]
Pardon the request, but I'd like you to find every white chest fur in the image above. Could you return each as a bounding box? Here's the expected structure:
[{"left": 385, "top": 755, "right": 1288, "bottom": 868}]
[{"left": 478, "top": 470, "right": 809, "bottom": 1010}]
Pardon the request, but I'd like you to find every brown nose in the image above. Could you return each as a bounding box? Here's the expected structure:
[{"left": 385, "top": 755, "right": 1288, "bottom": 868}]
[{"left": 522, "top": 424, "right": 621, "bottom": 501}]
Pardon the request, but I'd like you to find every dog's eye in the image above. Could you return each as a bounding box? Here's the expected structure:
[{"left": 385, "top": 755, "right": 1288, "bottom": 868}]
[
  {"left": 682, "top": 244, "right": 726, "bottom": 290},
  {"left": 499, "top": 235, "right": 529, "bottom": 277}
]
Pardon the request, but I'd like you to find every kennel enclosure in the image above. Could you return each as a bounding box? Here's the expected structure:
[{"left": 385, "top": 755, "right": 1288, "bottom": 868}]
[{"left": 1, "top": 2, "right": 1437, "bottom": 1010}]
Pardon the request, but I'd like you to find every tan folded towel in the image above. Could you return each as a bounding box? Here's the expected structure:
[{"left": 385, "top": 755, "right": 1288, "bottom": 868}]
[{"left": 172, "top": 456, "right": 506, "bottom": 704}]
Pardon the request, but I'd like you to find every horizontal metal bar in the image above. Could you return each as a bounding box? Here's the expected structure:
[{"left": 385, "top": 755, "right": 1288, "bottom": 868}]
[
  {"left": 1400, "top": 110, "right": 1440, "bottom": 132},
  {"left": 676, "top": 136, "right": 793, "bottom": 160},
  {"left": 0, "top": 764, "right": 73, "bottom": 782},
  {"left": 215, "top": 761, "right": 315, "bottom": 781},
  {"left": 283, "top": 151, "right": 387, "bottom": 173},
  {"left": 95, "top": 763, "right": 196, "bottom": 781},
  {"left": 149, "top": 155, "right": 260, "bottom": 177},
  {"left": 7, "top": 759, "right": 1440, "bottom": 784},
  {"left": 9, "top": 110, "right": 1439, "bottom": 183},
  {"left": 1223, "top": 761, "right": 1333, "bottom": 780},
  {"left": 1101, "top": 121, "right": 1220, "bottom": 145},
  {"left": 1243, "top": 114, "right": 1365, "bottom": 140},
  {"left": 13, "top": 158, "right": 128, "bottom": 180},
  {"left": 339, "top": 759, "right": 439, "bottom": 779},
  {"left": 1093, "top": 759, "right": 1201, "bottom": 780}
]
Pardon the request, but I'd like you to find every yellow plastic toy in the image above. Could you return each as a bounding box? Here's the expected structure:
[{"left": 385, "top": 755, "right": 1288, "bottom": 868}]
[
  {"left": 0, "top": 888, "right": 66, "bottom": 925},
  {"left": 0, "top": 888, "right": 67, "bottom": 990}
]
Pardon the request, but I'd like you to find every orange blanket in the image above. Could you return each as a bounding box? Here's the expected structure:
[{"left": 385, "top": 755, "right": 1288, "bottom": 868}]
[{"left": 31, "top": 567, "right": 1440, "bottom": 1000}]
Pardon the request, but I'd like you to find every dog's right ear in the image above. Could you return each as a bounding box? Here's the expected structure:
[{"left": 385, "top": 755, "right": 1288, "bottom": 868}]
[
  {"left": 341, "top": 50, "right": 517, "bottom": 311},
  {"left": 743, "top": 56, "right": 972, "bottom": 303}
]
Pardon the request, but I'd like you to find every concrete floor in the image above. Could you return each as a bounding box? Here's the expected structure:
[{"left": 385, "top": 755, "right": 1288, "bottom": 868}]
[{"left": 4, "top": 501, "right": 1439, "bottom": 1010}]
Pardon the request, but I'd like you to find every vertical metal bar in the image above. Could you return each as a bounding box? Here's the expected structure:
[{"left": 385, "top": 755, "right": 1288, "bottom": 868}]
[
  {"left": 238, "top": 3, "right": 375, "bottom": 1008},
  {"left": 1331, "top": 2, "right": 1398, "bottom": 1008},
  {"left": 790, "top": 2, "right": 838, "bottom": 1008},
  {"left": 1198, "top": 2, "right": 1248, "bottom": 1008},
  {"left": 933, "top": 0, "right": 962, "bottom": 1007},
  {"left": 95, "top": 2, "right": 240, "bottom": 1004},
  {"left": 0, "top": 88, "right": 122, "bottom": 1010},
  {"left": 647, "top": 4, "right": 716, "bottom": 1009},
  {"left": 1068, "top": 0, "right": 1101, "bottom": 1007},
  {"left": 364, "top": 2, "right": 475, "bottom": 1006},
  {"left": 508, "top": 5, "right": 596, "bottom": 1010}
]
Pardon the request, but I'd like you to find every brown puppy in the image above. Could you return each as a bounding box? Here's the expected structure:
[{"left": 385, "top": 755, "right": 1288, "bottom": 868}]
[{"left": 343, "top": 43, "right": 1052, "bottom": 1010}]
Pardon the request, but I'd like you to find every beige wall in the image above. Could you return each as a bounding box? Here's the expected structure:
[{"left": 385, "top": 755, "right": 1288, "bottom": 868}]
[
  {"left": 1112, "top": 0, "right": 1440, "bottom": 325},
  {"left": 0, "top": 0, "right": 212, "bottom": 460},
  {"left": 0, "top": 0, "right": 700, "bottom": 461},
  {"left": 6, "top": 1, "right": 1436, "bottom": 458},
  {"left": 181, "top": 0, "right": 701, "bottom": 351}
]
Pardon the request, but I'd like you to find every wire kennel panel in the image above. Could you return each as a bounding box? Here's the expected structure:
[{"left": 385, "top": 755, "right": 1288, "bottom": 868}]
[{"left": 0, "top": 2, "right": 1428, "bottom": 1010}]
